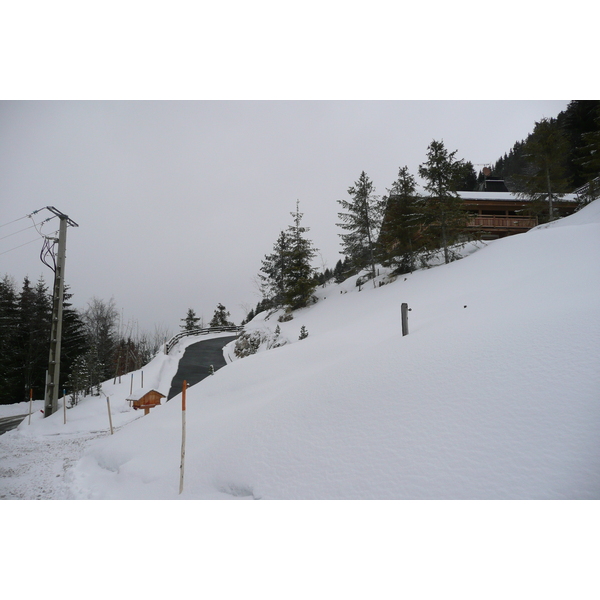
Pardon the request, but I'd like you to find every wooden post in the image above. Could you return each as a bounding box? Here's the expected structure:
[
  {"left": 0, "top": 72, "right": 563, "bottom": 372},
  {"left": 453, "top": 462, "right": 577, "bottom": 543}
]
[
  {"left": 106, "top": 396, "right": 114, "bottom": 435},
  {"left": 401, "top": 303, "right": 409, "bottom": 336},
  {"left": 179, "top": 380, "right": 187, "bottom": 495},
  {"left": 28, "top": 388, "right": 33, "bottom": 425},
  {"left": 63, "top": 389, "right": 67, "bottom": 424},
  {"left": 130, "top": 373, "right": 133, "bottom": 395},
  {"left": 141, "top": 370, "right": 144, "bottom": 389}
]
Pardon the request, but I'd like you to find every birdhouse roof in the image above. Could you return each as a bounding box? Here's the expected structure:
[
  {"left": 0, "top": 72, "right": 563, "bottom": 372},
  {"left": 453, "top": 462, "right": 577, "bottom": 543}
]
[{"left": 126, "top": 388, "right": 166, "bottom": 401}]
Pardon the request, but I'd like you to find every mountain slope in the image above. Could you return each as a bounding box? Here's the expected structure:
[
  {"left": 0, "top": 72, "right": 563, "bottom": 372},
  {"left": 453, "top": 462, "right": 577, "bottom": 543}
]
[{"left": 62, "top": 200, "right": 600, "bottom": 498}]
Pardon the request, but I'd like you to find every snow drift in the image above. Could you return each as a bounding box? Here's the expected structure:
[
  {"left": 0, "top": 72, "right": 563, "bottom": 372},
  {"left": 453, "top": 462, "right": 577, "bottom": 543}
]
[{"left": 35, "top": 201, "right": 600, "bottom": 498}]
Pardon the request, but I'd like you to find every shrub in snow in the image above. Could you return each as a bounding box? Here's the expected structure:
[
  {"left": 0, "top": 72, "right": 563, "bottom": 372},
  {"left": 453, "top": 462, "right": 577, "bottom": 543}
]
[
  {"left": 299, "top": 326, "right": 308, "bottom": 340},
  {"left": 233, "top": 327, "right": 288, "bottom": 359}
]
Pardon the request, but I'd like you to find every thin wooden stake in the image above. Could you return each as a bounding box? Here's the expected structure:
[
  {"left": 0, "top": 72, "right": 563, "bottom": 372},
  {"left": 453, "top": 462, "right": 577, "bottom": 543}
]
[
  {"left": 179, "top": 380, "right": 187, "bottom": 495},
  {"left": 28, "top": 388, "right": 33, "bottom": 425},
  {"left": 130, "top": 373, "right": 133, "bottom": 395},
  {"left": 63, "top": 389, "right": 67, "bottom": 424},
  {"left": 141, "top": 370, "right": 144, "bottom": 388},
  {"left": 106, "top": 396, "right": 114, "bottom": 435}
]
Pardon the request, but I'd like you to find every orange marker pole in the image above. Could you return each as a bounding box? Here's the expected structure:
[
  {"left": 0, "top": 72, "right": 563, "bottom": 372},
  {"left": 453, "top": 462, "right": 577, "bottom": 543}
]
[{"left": 179, "top": 380, "right": 187, "bottom": 495}]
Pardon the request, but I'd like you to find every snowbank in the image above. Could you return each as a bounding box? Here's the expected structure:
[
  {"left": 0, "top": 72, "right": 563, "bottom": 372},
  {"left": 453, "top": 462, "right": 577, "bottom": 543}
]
[{"left": 64, "top": 201, "right": 600, "bottom": 499}]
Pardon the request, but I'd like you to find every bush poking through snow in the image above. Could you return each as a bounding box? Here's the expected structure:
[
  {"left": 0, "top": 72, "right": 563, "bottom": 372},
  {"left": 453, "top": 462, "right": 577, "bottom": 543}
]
[
  {"left": 233, "top": 327, "right": 288, "bottom": 359},
  {"left": 299, "top": 325, "right": 308, "bottom": 340}
]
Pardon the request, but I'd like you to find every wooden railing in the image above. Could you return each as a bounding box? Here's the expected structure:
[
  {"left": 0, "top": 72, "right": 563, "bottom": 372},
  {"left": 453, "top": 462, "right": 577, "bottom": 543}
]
[
  {"left": 468, "top": 216, "right": 538, "bottom": 229},
  {"left": 165, "top": 326, "right": 243, "bottom": 355}
]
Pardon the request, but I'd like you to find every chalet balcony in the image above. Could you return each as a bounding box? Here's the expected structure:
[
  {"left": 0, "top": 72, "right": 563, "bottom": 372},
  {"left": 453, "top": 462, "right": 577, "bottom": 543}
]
[{"left": 467, "top": 215, "right": 538, "bottom": 231}]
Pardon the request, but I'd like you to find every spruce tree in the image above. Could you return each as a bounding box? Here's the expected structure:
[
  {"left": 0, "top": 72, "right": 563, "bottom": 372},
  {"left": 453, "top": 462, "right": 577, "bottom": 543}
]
[
  {"left": 181, "top": 308, "right": 201, "bottom": 332},
  {"left": 378, "top": 166, "right": 423, "bottom": 273},
  {"left": 259, "top": 202, "right": 318, "bottom": 311},
  {"left": 259, "top": 231, "right": 291, "bottom": 308},
  {"left": 283, "top": 201, "right": 318, "bottom": 309},
  {"left": 0, "top": 275, "right": 20, "bottom": 404},
  {"left": 418, "top": 140, "right": 469, "bottom": 264},
  {"left": 515, "top": 118, "right": 570, "bottom": 222},
  {"left": 209, "top": 303, "right": 234, "bottom": 328},
  {"left": 337, "top": 171, "right": 384, "bottom": 286}
]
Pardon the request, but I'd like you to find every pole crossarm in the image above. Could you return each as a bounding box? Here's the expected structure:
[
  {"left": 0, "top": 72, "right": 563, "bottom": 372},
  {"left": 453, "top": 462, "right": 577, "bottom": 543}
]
[{"left": 45, "top": 206, "right": 79, "bottom": 228}]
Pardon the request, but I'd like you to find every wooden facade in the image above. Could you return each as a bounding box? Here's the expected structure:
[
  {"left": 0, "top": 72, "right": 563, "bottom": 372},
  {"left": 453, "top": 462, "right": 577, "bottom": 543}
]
[{"left": 459, "top": 191, "right": 578, "bottom": 239}]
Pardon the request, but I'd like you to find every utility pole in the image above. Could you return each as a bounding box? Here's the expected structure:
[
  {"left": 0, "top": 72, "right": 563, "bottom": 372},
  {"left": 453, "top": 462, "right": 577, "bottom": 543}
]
[{"left": 43, "top": 207, "right": 78, "bottom": 417}]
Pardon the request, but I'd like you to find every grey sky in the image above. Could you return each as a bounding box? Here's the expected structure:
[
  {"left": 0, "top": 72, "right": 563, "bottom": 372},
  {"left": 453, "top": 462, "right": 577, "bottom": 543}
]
[{"left": 1, "top": 100, "right": 569, "bottom": 334}]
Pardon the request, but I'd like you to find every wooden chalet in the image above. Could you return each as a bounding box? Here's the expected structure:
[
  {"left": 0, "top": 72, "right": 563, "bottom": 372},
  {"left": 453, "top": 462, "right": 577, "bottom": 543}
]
[
  {"left": 127, "top": 388, "right": 165, "bottom": 415},
  {"left": 459, "top": 177, "right": 578, "bottom": 240}
]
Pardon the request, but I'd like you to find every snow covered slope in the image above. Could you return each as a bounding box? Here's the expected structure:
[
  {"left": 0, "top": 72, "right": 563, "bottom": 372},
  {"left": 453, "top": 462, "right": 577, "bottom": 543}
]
[{"left": 10, "top": 201, "right": 599, "bottom": 499}]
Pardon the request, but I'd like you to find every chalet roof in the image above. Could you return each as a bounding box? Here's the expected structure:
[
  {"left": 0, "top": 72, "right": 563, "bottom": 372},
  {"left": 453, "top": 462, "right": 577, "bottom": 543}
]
[
  {"left": 458, "top": 191, "right": 578, "bottom": 203},
  {"left": 126, "top": 388, "right": 166, "bottom": 401}
]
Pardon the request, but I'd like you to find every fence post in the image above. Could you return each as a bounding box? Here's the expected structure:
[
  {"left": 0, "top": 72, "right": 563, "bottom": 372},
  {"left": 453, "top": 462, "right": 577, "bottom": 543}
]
[
  {"left": 179, "top": 380, "right": 187, "bottom": 495},
  {"left": 106, "top": 396, "right": 114, "bottom": 435},
  {"left": 401, "top": 303, "right": 409, "bottom": 336}
]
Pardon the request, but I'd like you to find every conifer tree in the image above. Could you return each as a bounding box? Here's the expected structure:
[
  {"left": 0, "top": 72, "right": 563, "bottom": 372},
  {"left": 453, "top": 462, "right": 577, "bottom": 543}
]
[
  {"left": 259, "top": 202, "right": 318, "bottom": 310},
  {"left": 337, "top": 171, "right": 384, "bottom": 286},
  {"left": 283, "top": 201, "right": 318, "bottom": 309},
  {"left": 0, "top": 275, "right": 20, "bottom": 404},
  {"left": 259, "top": 230, "right": 291, "bottom": 308},
  {"left": 515, "top": 118, "right": 570, "bottom": 222},
  {"left": 418, "top": 140, "right": 469, "bottom": 264},
  {"left": 378, "top": 166, "right": 423, "bottom": 273},
  {"left": 209, "top": 303, "right": 234, "bottom": 328},
  {"left": 181, "top": 308, "right": 201, "bottom": 332}
]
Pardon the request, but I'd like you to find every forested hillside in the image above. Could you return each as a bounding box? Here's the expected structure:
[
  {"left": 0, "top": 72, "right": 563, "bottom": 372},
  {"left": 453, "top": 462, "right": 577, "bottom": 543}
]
[{"left": 491, "top": 100, "right": 600, "bottom": 193}]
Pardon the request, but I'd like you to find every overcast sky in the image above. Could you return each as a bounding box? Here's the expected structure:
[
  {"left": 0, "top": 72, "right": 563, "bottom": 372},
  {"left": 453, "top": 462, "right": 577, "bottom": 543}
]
[{"left": 0, "top": 100, "right": 570, "bottom": 335}]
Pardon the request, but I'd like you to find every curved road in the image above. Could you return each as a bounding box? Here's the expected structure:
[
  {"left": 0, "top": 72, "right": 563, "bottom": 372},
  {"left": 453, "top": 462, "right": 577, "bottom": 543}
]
[
  {"left": 167, "top": 336, "right": 237, "bottom": 400},
  {"left": 0, "top": 414, "right": 28, "bottom": 435}
]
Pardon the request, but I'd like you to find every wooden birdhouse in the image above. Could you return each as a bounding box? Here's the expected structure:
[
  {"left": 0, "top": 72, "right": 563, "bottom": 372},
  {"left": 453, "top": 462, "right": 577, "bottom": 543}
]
[{"left": 127, "top": 389, "right": 165, "bottom": 415}]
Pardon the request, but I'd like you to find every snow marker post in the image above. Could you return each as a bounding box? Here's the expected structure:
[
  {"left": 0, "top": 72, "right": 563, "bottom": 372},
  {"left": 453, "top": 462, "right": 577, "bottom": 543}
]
[
  {"left": 179, "top": 380, "right": 187, "bottom": 495},
  {"left": 401, "top": 303, "right": 410, "bottom": 336},
  {"left": 141, "top": 370, "right": 144, "bottom": 388},
  {"left": 28, "top": 388, "right": 33, "bottom": 425},
  {"left": 130, "top": 373, "right": 133, "bottom": 395},
  {"left": 106, "top": 396, "right": 114, "bottom": 435},
  {"left": 63, "top": 389, "right": 67, "bottom": 424}
]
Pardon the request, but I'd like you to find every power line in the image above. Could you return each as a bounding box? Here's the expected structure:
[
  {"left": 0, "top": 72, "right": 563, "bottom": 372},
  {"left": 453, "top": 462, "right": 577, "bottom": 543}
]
[
  {"left": 0, "top": 217, "right": 54, "bottom": 242},
  {"left": 0, "top": 207, "right": 46, "bottom": 230},
  {"left": 0, "top": 236, "right": 48, "bottom": 256}
]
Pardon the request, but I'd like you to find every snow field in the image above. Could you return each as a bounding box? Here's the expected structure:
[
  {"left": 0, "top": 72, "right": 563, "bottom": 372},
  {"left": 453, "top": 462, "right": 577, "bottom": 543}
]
[{"left": 63, "top": 200, "right": 600, "bottom": 499}]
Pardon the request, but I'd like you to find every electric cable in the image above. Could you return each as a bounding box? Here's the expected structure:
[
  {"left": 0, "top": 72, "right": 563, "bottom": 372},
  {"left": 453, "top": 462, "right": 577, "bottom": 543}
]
[
  {"left": 0, "top": 237, "right": 44, "bottom": 256},
  {"left": 0, "top": 207, "right": 46, "bottom": 229}
]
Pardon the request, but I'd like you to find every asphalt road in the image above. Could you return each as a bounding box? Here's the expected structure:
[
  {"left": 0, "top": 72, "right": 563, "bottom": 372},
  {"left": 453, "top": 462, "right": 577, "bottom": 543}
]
[
  {"left": 167, "top": 336, "right": 238, "bottom": 400},
  {"left": 0, "top": 414, "right": 28, "bottom": 435}
]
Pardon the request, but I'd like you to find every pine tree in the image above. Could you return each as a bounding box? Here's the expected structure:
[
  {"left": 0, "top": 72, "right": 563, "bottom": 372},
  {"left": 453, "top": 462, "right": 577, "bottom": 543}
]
[
  {"left": 0, "top": 275, "right": 20, "bottom": 404},
  {"left": 259, "top": 231, "right": 291, "bottom": 308},
  {"left": 259, "top": 201, "right": 318, "bottom": 310},
  {"left": 283, "top": 201, "right": 318, "bottom": 309},
  {"left": 378, "top": 166, "right": 423, "bottom": 273},
  {"left": 181, "top": 308, "right": 201, "bottom": 332},
  {"left": 418, "top": 140, "right": 469, "bottom": 264},
  {"left": 514, "top": 118, "right": 570, "bottom": 222},
  {"left": 209, "top": 303, "right": 234, "bottom": 328},
  {"left": 337, "top": 171, "right": 384, "bottom": 286}
]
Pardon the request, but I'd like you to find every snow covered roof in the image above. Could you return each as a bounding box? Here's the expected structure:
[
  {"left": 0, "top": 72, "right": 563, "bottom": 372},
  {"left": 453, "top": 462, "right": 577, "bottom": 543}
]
[
  {"left": 458, "top": 191, "right": 578, "bottom": 202},
  {"left": 126, "top": 388, "right": 165, "bottom": 401}
]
